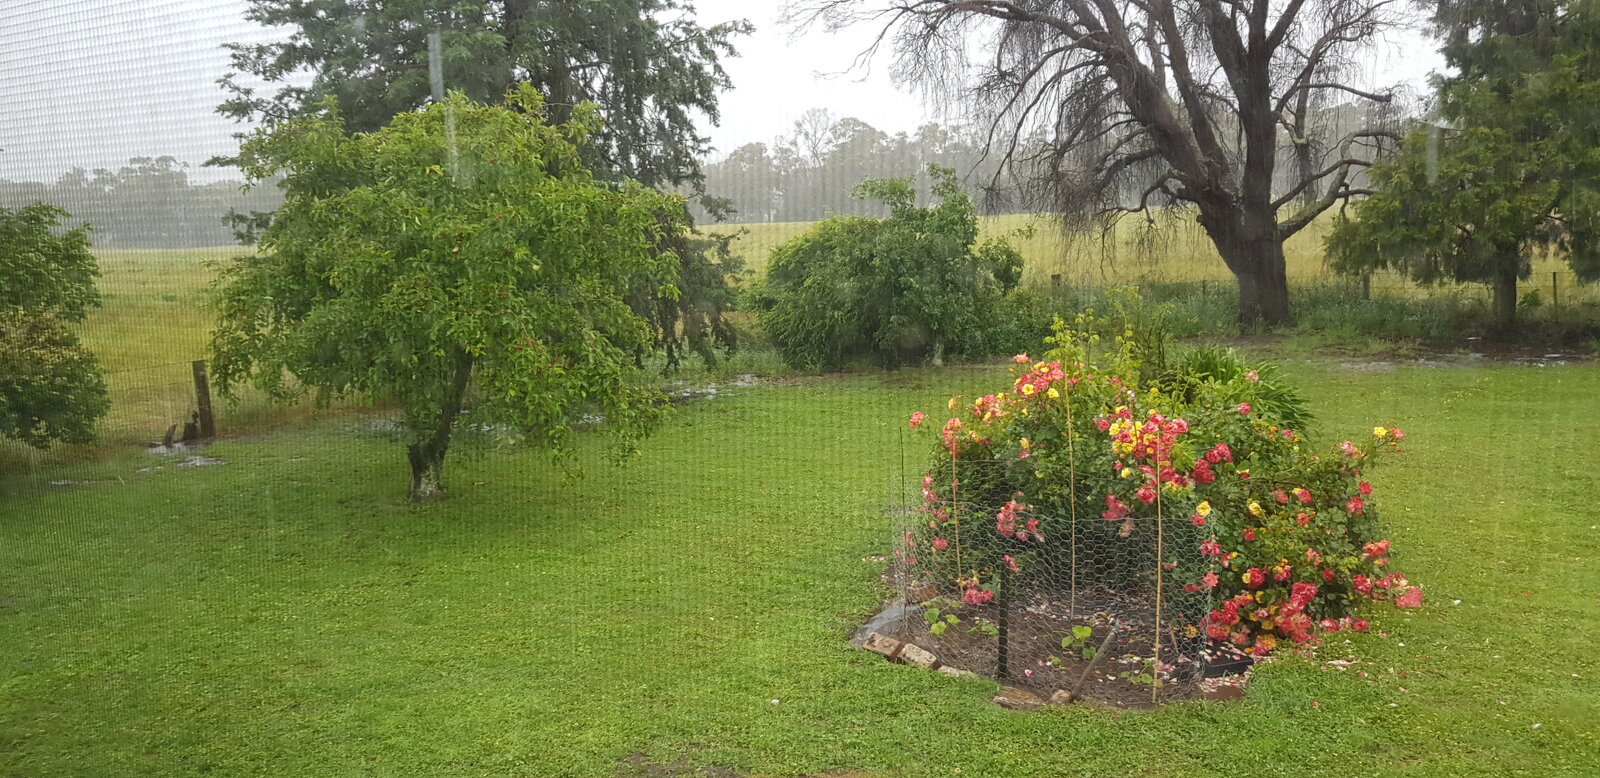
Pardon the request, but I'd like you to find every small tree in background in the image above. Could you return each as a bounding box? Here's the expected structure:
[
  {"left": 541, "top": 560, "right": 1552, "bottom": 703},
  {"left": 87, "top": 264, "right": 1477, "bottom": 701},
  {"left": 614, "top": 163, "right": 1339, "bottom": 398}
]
[
  {"left": 1327, "top": 0, "right": 1600, "bottom": 329},
  {"left": 0, "top": 204, "right": 109, "bottom": 448},
  {"left": 211, "top": 87, "right": 682, "bottom": 500},
  {"left": 631, "top": 227, "right": 744, "bottom": 373},
  {"left": 754, "top": 166, "right": 1024, "bottom": 370}
]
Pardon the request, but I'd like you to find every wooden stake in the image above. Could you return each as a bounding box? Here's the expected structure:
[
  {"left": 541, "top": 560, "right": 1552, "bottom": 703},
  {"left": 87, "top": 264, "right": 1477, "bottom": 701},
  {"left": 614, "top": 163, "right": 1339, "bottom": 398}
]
[{"left": 191, "top": 360, "right": 216, "bottom": 439}]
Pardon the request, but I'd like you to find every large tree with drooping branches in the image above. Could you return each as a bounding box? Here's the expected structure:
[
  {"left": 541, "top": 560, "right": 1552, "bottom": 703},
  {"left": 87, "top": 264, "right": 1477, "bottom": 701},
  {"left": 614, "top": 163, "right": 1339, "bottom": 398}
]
[{"left": 792, "top": 0, "right": 1408, "bottom": 325}]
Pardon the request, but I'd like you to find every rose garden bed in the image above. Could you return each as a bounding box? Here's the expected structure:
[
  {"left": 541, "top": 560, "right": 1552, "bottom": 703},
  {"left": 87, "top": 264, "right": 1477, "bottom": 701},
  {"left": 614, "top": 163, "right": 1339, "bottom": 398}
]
[{"left": 867, "top": 298, "right": 1423, "bottom": 709}]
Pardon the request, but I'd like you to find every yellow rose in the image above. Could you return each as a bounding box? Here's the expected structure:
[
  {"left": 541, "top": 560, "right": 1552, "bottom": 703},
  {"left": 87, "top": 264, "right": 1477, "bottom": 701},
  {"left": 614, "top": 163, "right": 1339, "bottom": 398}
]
[
  {"left": 1046, "top": 387, "right": 1059, "bottom": 399},
  {"left": 1196, "top": 500, "right": 1212, "bottom": 517},
  {"left": 1373, "top": 426, "right": 1388, "bottom": 438},
  {"left": 1249, "top": 501, "right": 1264, "bottom": 516},
  {"left": 1020, "top": 437, "right": 1031, "bottom": 449},
  {"left": 1021, "top": 384, "right": 1035, "bottom": 395}
]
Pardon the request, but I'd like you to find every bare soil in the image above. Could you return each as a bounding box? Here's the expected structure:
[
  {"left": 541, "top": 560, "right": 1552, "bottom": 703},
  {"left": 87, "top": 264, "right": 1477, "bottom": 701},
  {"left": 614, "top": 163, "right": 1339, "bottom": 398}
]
[{"left": 882, "top": 587, "right": 1249, "bottom": 708}]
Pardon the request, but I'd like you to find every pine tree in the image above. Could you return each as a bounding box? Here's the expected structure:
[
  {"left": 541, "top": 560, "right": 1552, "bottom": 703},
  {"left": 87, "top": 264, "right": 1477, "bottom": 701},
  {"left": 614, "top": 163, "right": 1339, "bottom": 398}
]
[{"left": 1328, "top": 0, "right": 1600, "bottom": 329}]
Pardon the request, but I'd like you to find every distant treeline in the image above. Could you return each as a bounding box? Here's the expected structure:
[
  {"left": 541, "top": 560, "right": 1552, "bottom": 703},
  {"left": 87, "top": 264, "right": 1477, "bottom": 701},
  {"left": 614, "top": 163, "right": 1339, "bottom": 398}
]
[
  {"left": 687, "top": 104, "right": 1380, "bottom": 226},
  {"left": 688, "top": 110, "right": 1025, "bottom": 224},
  {"left": 0, "top": 157, "right": 281, "bottom": 248}
]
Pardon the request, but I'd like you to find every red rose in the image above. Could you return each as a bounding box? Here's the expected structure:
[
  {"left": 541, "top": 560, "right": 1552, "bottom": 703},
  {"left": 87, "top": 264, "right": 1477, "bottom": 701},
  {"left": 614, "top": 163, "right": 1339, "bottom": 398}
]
[{"left": 1394, "top": 587, "right": 1423, "bottom": 609}]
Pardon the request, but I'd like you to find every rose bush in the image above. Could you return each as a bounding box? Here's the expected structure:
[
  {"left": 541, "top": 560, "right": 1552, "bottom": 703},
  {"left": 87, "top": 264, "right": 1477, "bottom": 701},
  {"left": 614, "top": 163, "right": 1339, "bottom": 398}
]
[{"left": 905, "top": 305, "right": 1421, "bottom": 657}]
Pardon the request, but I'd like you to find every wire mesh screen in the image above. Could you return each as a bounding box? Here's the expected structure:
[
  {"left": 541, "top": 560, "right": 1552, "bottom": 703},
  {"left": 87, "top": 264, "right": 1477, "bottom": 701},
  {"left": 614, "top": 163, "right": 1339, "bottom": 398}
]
[
  {"left": 3, "top": 0, "right": 1600, "bottom": 775},
  {"left": 888, "top": 472, "right": 1231, "bottom": 706}
]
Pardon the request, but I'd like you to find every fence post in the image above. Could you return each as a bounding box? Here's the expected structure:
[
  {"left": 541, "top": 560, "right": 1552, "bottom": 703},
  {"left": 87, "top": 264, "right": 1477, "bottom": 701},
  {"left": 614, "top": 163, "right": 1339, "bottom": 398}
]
[
  {"left": 1361, "top": 274, "right": 1371, "bottom": 301},
  {"left": 192, "top": 360, "right": 216, "bottom": 439},
  {"left": 996, "top": 560, "right": 1011, "bottom": 679},
  {"left": 1050, "top": 273, "right": 1062, "bottom": 291},
  {"left": 1552, "top": 271, "right": 1560, "bottom": 317}
]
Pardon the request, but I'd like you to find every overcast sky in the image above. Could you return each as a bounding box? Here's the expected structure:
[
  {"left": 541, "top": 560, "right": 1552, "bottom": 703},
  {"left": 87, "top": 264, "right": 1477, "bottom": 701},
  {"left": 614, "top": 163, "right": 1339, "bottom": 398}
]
[{"left": 0, "top": 0, "right": 1445, "bottom": 183}]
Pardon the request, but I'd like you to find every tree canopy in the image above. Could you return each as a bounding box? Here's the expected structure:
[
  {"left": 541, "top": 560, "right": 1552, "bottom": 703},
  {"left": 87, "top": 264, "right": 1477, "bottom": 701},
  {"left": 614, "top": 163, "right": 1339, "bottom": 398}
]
[
  {"left": 220, "top": 1, "right": 750, "bottom": 372},
  {"left": 794, "top": 0, "right": 1406, "bottom": 325},
  {"left": 211, "top": 87, "right": 683, "bottom": 499},
  {"left": 1326, "top": 0, "right": 1600, "bottom": 328},
  {"left": 0, "top": 204, "right": 109, "bottom": 448},
  {"left": 219, "top": 0, "right": 750, "bottom": 190}
]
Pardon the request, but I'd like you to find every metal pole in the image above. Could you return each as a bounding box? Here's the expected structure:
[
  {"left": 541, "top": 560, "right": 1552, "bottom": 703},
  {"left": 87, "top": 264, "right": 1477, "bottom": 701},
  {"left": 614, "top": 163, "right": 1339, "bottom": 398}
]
[{"left": 996, "top": 561, "right": 1011, "bottom": 679}]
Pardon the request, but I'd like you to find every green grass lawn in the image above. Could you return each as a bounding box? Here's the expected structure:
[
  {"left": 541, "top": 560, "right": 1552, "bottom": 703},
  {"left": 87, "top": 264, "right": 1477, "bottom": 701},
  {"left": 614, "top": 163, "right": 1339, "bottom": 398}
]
[{"left": 3, "top": 358, "right": 1598, "bottom": 776}]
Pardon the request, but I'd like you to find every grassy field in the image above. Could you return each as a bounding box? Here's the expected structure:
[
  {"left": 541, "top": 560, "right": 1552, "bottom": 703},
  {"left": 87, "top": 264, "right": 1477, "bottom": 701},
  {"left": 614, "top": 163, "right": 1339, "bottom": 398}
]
[
  {"left": 703, "top": 213, "right": 1597, "bottom": 307},
  {"left": 3, "top": 358, "right": 1597, "bottom": 776},
  {"left": 55, "top": 218, "right": 1598, "bottom": 452},
  {"left": 52, "top": 246, "right": 357, "bottom": 448}
]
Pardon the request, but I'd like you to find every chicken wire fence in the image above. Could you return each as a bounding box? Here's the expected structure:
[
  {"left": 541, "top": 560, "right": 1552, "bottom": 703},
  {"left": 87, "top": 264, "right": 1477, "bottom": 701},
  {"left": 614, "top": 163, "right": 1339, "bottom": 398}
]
[{"left": 884, "top": 459, "right": 1242, "bottom": 705}]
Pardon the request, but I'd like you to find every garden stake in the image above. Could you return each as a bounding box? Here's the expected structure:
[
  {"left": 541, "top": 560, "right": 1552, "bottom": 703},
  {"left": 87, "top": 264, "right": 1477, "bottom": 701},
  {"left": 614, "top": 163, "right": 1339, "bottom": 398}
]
[
  {"left": 1065, "top": 619, "right": 1123, "bottom": 703},
  {"left": 1153, "top": 430, "right": 1165, "bottom": 705},
  {"left": 1065, "top": 379, "right": 1078, "bottom": 619},
  {"left": 898, "top": 426, "right": 909, "bottom": 605},
  {"left": 997, "top": 560, "right": 1011, "bottom": 678},
  {"left": 951, "top": 454, "right": 961, "bottom": 581}
]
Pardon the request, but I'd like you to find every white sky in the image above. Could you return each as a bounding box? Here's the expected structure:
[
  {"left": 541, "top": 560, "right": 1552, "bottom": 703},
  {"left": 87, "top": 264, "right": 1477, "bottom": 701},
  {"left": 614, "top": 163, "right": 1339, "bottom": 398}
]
[{"left": 0, "top": 0, "right": 1446, "bottom": 182}]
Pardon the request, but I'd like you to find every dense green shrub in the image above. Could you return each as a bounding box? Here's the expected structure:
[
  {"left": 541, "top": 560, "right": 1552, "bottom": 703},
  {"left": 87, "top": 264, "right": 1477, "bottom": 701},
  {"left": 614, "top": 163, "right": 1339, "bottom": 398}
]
[
  {"left": 753, "top": 166, "right": 1024, "bottom": 370},
  {"left": 0, "top": 204, "right": 109, "bottom": 448},
  {"left": 1156, "top": 346, "right": 1312, "bottom": 431}
]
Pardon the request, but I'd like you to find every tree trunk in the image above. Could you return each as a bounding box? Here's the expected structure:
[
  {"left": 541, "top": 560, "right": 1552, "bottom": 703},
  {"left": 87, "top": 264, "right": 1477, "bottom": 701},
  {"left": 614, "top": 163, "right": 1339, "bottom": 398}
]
[
  {"left": 1212, "top": 225, "right": 1293, "bottom": 327},
  {"left": 1491, "top": 253, "right": 1519, "bottom": 333},
  {"left": 407, "top": 441, "right": 447, "bottom": 501},
  {"left": 406, "top": 354, "right": 474, "bottom": 502}
]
